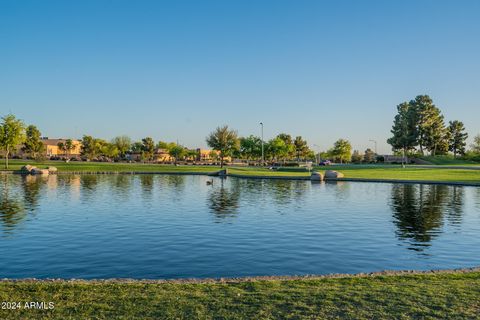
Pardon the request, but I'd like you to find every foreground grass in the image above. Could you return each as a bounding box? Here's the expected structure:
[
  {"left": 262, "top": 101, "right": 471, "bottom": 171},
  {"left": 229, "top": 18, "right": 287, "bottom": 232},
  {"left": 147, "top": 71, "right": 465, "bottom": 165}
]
[
  {"left": 0, "top": 271, "right": 478, "bottom": 319},
  {"left": 2, "top": 160, "right": 480, "bottom": 183}
]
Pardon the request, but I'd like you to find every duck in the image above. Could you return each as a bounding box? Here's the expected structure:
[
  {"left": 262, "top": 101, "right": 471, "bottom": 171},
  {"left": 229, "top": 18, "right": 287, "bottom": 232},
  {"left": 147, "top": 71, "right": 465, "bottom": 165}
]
[{"left": 206, "top": 179, "right": 214, "bottom": 186}]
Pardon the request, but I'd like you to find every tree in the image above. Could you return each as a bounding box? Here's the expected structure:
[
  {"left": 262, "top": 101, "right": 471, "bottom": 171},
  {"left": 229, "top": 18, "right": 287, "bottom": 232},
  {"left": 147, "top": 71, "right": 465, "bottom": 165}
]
[
  {"left": 448, "top": 121, "right": 468, "bottom": 158},
  {"left": 131, "top": 141, "right": 144, "bottom": 153},
  {"left": 22, "top": 125, "right": 44, "bottom": 159},
  {"left": 276, "top": 133, "right": 295, "bottom": 160},
  {"left": 364, "top": 148, "right": 376, "bottom": 163},
  {"left": 101, "top": 143, "right": 119, "bottom": 160},
  {"left": 239, "top": 135, "right": 262, "bottom": 160},
  {"left": 410, "top": 95, "right": 448, "bottom": 156},
  {"left": 81, "top": 135, "right": 103, "bottom": 160},
  {"left": 168, "top": 144, "right": 186, "bottom": 164},
  {"left": 112, "top": 136, "right": 132, "bottom": 159},
  {"left": 57, "top": 142, "right": 66, "bottom": 156},
  {"left": 141, "top": 137, "right": 155, "bottom": 161},
  {"left": 293, "top": 136, "right": 309, "bottom": 160},
  {"left": 0, "top": 114, "right": 25, "bottom": 169},
  {"left": 331, "top": 139, "right": 352, "bottom": 163},
  {"left": 351, "top": 150, "right": 363, "bottom": 163},
  {"left": 65, "top": 139, "right": 74, "bottom": 158},
  {"left": 206, "top": 125, "right": 239, "bottom": 168},
  {"left": 266, "top": 137, "right": 288, "bottom": 162},
  {"left": 471, "top": 134, "right": 480, "bottom": 154},
  {"left": 387, "top": 102, "right": 418, "bottom": 154}
]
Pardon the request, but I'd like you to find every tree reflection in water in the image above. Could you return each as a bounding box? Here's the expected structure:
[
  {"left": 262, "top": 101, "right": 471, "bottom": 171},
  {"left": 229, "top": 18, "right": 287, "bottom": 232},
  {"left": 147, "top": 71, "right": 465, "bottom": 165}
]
[
  {"left": 0, "top": 175, "right": 26, "bottom": 234},
  {"left": 22, "top": 175, "right": 45, "bottom": 212},
  {"left": 208, "top": 178, "right": 240, "bottom": 221},
  {"left": 390, "top": 184, "right": 465, "bottom": 251}
]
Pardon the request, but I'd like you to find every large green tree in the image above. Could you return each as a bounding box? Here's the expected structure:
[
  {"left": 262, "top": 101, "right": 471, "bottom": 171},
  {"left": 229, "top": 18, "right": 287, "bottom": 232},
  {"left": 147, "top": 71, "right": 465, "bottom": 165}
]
[
  {"left": 141, "top": 137, "right": 155, "bottom": 161},
  {"left": 168, "top": 144, "right": 186, "bottom": 165},
  {"left": 81, "top": 135, "right": 104, "bottom": 160},
  {"left": 331, "top": 139, "right": 352, "bottom": 163},
  {"left": 266, "top": 137, "right": 288, "bottom": 162},
  {"left": 364, "top": 148, "right": 376, "bottom": 163},
  {"left": 410, "top": 95, "right": 448, "bottom": 156},
  {"left": 0, "top": 114, "right": 25, "bottom": 169},
  {"left": 387, "top": 102, "right": 418, "bottom": 154},
  {"left": 239, "top": 135, "right": 262, "bottom": 160},
  {"left": 293, "top": 136, "right": 309, "bottom": 160},
  {"left": 112, "top": 136, "right": 132, "bottom": 159},
  {"left": 22, "top": 125, "right": 44, "bottom": 159},
  {"left": 448, "top": 121, "right": 468, "bottom": 158},
  {"left": 276, "top": 133, "right": 295, "bottom": 159},
  {"left": 206, "top": 125, "right": 239, "bottom": 168}
]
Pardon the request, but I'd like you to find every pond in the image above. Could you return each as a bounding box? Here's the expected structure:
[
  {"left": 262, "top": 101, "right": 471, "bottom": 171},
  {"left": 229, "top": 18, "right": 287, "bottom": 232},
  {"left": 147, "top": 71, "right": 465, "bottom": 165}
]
[{"left": 0, "top": 174, "right": 479, "bottom": 279}]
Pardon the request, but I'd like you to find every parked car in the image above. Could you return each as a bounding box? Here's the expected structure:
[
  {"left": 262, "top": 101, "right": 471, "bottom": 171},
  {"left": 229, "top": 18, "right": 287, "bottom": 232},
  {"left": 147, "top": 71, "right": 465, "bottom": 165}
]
[{"left": 319, "top": 160, "right": 332, "bottom": 166}]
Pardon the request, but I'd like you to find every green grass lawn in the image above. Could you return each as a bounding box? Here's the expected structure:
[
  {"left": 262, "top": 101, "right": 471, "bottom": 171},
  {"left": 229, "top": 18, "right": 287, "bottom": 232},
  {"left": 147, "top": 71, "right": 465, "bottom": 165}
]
[
  {"left": 419, "top": 155, "right": 480, "bottom": 166},
  {"left": 0, "top": 271, "right": 478, "bottom": 319},
  {"left": 2, "top": 160, "right": 480, "bottom": 183}
]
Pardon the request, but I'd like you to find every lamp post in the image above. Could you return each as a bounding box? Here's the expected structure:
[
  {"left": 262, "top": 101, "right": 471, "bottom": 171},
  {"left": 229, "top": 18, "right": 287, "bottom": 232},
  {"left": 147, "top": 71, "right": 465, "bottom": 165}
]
[
  {"left": 313, "top": 144, "right": 320, "bottom": 165},
  {"left": 260, "top": 122, "right": 264, "bottom": 166}
]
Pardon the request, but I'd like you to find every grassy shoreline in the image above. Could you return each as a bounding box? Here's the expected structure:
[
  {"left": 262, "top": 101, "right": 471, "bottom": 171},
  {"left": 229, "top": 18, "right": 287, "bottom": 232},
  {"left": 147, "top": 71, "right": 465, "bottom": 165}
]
[
  {"left": 0, "top": 269, "right": 478, "bottom": 319},
  {"left": 2, "top": 160, "right": 480, "bottom": 184}
]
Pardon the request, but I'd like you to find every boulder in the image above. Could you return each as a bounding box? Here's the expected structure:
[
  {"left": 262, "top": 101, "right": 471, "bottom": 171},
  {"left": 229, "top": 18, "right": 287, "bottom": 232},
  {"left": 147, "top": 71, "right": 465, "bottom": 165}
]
[
  {"left": 310, "top": 171, "right": 324, "bottom": 181},
  {"left": 31, "top": 168, "right": 49, "bottom": 175},
  {"left": 325, "top": 170, "right": 344, "bottom": 179},
  {"left": 21, "top": 165, "right": 36, "bottom": 173},
  {"left": 218, "top": 169, "right": 228, "bottom": 176},
  {"left": 47, "top": 166, "right": 58, "bottom": 173}
]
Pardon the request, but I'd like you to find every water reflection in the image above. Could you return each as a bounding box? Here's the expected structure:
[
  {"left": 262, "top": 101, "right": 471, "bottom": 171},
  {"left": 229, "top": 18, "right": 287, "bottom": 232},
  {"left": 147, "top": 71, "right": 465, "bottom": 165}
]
[
  {"left": 390, "top": 184, "right": 465, "bottom": 251},
  {"left": 22, "top": 175, "right": 44, "bottom": 211},
  {"left": 208, "top": 178, "right": 240, "bottom": 220},
  {"left": 0, "top": 176, "right": 26, "bottom": 234}
]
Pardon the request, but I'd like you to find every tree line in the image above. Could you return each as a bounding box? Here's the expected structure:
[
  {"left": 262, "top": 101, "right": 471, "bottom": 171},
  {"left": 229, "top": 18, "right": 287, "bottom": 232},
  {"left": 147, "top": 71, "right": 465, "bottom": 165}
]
[{"left": 387, "top": 95, "right": 471, "bottom": 158}]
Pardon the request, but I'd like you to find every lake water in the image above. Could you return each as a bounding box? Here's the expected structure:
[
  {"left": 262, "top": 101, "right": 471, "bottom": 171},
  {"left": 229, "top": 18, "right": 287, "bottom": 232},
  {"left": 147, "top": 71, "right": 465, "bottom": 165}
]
[{"left": 0, "top": 174, "right": 479, "bottom": 279}]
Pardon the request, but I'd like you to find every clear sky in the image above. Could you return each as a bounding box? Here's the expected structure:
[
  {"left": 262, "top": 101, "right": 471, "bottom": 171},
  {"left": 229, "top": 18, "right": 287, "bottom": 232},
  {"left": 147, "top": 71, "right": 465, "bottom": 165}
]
[{"left": 1, "top": 0, "right": 479, "bottom": 153}]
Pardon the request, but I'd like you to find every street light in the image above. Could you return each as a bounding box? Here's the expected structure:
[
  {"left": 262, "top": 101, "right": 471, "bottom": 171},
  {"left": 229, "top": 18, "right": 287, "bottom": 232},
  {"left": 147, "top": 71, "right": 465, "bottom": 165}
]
[
  {"left": 313, "top": 144, "right": 320, "bottom": 165},
  {"left": 260, "top": 122, "right": 264, "bottom": 166}
]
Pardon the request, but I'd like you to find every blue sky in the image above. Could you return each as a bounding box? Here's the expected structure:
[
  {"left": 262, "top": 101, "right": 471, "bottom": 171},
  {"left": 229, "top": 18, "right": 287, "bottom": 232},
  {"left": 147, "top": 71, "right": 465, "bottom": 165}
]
[{"left": 1, "top": 0, "right": 479, "bottom": 153}]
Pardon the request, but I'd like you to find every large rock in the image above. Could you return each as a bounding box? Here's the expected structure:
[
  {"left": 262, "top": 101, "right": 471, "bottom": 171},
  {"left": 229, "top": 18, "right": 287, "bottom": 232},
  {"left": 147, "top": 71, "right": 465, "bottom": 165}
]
[
  {"left": 310, "top": 171, "right": 324, "bottom": 181},
  {"left": 47, "top": 166, "right": 58, "bottom": 173},
  {"left": 325, "top": 170, "right": 344, "bottom": 179},
  {"left": 31, "top": 168, "right": 49, "bottom": 175},
  {"left": 21, "top": 165, "right": 36, "bottom": 173}
]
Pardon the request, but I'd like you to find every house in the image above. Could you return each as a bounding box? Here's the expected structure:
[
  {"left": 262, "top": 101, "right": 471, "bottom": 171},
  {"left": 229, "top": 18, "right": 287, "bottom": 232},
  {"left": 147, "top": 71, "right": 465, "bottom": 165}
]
[{"left": 41, "top": 138, "right": 82, "bottom": 157}]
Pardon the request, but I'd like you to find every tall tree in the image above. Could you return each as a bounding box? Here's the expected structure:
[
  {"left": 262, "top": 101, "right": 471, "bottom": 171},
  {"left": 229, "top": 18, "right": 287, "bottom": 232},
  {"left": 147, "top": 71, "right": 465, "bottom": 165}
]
[
  {"left": 112, "top": 136, "right": 132, "bottom": 159},
  {"left": 0, "top": 114, "right": 25, "bottom": 169},
  {"left": 206, "top": 125, "right": 239, "bottom": 168},
  {"left": 351, "top": 150, "right": 363, "bottom": 163},
  {"left": 410, "top": 95, "right": 448, "bottom": 156},
  {"left": 22, "top": 125, "right": 44, "bottom": 159},
  {"left": 276, "top": 133, "right": 295, "bottom": 159},
  {"left": 448, "top": 121, "right": 468, "bottom": 158},
  {"left": 331, "top": 139, "right": 352, "bottom": 163},
  {"left": 267, "top": 137, "right": 288, "bottom": 162},
  {"left": 364, "top": 148, "right": 376, "bottom": 163},
  {"left": 81, "top": 135, "right": 103, "bottom": 160},
  {"left": 293, "top": 136, "right": 309, "bottom": 160},
  {"left": 387, "top": 102, "right": 418, "bottom": 154},
  {"left": 141, "top": 137, "right": 155, "bottom": 161},
  {"left": 57, "top": 142, "right": 66, "bottom": 156},
  {"left": 239, "top": 135, "right": 262, "bottom": 160},
  {"left": 168, "top": 144, "right": 186, "bottom": 165},
  {"left": 65, "top": 139, "right": 74, "bottom": 158}
]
